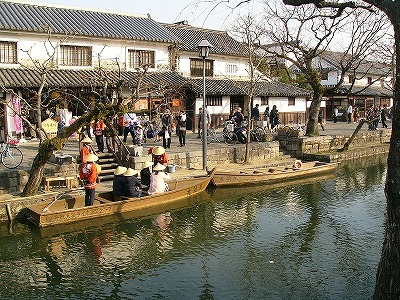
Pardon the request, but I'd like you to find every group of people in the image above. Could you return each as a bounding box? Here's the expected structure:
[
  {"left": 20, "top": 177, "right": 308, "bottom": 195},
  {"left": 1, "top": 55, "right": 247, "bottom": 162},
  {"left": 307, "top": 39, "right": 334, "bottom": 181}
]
[{"left": 112, "top": 145, "right": 171, "bottom": 200}]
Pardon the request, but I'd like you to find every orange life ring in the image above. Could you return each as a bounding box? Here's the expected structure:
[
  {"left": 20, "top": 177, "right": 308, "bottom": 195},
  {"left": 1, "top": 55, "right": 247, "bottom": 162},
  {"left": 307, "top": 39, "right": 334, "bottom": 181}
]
[{"left": 293, "top": 160, "right": 303, "bottom": 169}]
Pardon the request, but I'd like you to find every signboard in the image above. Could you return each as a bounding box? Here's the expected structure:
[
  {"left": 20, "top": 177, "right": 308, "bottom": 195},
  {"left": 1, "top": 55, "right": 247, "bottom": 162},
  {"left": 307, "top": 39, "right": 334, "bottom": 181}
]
[{"left": 42, "top": 118, "right": 58, "bottom": 137}]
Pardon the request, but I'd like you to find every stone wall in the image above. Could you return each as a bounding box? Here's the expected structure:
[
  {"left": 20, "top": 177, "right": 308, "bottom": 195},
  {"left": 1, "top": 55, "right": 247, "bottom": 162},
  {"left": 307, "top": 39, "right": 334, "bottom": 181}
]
[
  {"left": 0, "top": 162, "right": 79, "bottom": 195},
  {"left": 277, "top": 129, "right": 391, "bottom": 157},
  {"left": 132, "top": 142, "right": 281, "bottom": 170}
]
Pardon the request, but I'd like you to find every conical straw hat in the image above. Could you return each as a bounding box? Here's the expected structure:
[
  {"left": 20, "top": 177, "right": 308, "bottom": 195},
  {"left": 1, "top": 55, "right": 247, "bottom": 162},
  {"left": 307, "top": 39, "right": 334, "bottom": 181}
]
[
  {"left": 114, "top": 166, "right": 127, "bottom": 175},
  {"left": 81, "top": 137, "right": 93, "bottom": 143},
  {"left": 143, "top": 161, "right": 153, "bottom": 169},
  {"left": 153, "top": 163, "right": 166, "bottom": 171},
  {"left": 124, "top": 168, "right": 138, "bottom": 177},
  {"left": 152, "top": 146, "right": 165, "bottom": 155},
  {"left": 84, "top": 153, "right": 98, "bottom": 162}
]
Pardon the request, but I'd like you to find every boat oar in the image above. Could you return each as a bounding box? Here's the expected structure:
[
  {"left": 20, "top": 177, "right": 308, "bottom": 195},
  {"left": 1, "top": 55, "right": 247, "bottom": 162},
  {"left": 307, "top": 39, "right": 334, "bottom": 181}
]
[{"left": 42, "top": 187, "right": 84, "bottom": 212}]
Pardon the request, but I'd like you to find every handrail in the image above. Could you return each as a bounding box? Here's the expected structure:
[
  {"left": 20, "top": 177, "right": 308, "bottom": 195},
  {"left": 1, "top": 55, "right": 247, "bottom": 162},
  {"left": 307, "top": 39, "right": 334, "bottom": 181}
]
[{"left": 107, "top": 135, "right": 130, "bottom": 167}]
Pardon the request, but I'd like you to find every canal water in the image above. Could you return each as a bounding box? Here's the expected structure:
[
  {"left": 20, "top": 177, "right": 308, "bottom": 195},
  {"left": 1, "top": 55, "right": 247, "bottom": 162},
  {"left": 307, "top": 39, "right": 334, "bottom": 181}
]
[{"left": 0, "top": 156, "right": 387, "bottom": 300}]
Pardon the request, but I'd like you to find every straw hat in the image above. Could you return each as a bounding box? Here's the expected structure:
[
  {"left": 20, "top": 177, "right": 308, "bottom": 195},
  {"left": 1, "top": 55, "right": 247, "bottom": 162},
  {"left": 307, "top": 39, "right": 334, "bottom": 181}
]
[
  {"left": 81, "top": 137, "right": 93, "bottom": 143},
  {"left": 153, "top": 163, "right": 166, "bottom": 171},
  {"left": 124, "top": 168, "right": 138, "bottom": 177},
  {"left": 237, "top": 107, "right": 242, "bottom": 111},
  {"left": 152, "top": 146, "right": 165, "bottom": 155},
  {"left": 114, "top": 166, "right": 127, "bottom": 176},
  {"left": 84, "top": 153, "right": 98, "bottom": 162},
  {"left": 143, "top": 161, "right": 153, "bottom": 169}
]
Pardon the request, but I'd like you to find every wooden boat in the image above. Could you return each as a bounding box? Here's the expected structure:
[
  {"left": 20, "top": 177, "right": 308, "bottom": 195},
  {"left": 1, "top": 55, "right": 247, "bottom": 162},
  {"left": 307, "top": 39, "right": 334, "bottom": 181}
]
[
  {"left": 26, "top": 168, "right": 215, "bottom": 228},
  {"left": 212, "top": 161, "right": 338, "bottom": 187}
]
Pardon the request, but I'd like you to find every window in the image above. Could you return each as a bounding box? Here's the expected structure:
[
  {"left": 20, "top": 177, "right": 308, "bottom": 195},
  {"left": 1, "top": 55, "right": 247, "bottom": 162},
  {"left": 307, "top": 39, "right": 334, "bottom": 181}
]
[
  {"left": 60, "top": 45, "right": 92, "bottom": 66},
  {"left": 190, "top": 58, "right": 214, "bottom": 77},
  {"left": 206, "top": 95, "right": 222, "bottom": 106},
  {"left": 0, "top": 41, "right": 17, "bottom": 64},
  {"left": 288, "top": 97, "right": 295, "bottom": 106},
  {"left": 261, "top": 96, "right": 269, "bottom": 106},
  {"left": 348, "top": 75, "right": 354, "bottom": 84},
  {"left": 225, "top": 64, "right": 238, "bottom": 74},
  {"left": 128, "top": 49, "right": 155, "bottom": 68},
  {"left": 367, "top": 77, "right": 372, "bottom": 84}
]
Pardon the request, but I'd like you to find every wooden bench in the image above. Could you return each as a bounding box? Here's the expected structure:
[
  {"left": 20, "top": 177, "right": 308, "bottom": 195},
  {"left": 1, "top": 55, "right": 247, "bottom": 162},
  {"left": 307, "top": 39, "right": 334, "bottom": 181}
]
[{"left": 43, "top": 175, "right": 80, "bottom": 191}]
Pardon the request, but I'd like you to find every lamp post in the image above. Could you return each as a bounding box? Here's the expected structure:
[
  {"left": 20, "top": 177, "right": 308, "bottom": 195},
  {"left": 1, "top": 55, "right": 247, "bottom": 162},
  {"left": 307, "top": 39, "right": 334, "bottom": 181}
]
[{"left": 198, "top": 39, "right": 212, "bottom": 171}]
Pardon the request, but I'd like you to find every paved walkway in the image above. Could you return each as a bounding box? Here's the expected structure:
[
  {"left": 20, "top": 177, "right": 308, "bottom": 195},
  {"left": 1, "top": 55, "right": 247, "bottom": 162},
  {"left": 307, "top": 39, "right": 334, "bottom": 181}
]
[{"left": 2, "top": 119, "right": 391, "bottom": 172}]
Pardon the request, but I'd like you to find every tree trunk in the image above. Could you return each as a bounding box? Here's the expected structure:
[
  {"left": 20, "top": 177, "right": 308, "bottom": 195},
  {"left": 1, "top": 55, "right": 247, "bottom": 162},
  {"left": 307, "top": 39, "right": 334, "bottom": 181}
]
[
  {"left": 373, "top": 22, "right": 400, "bottom": 300},
  {"left": 21, "top": 108, "right": 102, "bottom": 196},
  {"left": 339, "top": 119, "right": 366, "bottom": 151},
  {"left": 305, "top": 88, "right": 323, "bottom": 136}
]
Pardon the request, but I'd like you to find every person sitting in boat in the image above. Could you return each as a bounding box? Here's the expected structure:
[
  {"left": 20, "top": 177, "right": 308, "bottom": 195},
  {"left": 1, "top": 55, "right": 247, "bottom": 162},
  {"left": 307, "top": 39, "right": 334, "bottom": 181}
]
[
  {"left": 79, "top": 153, "right": 99, "bottom": 206},
  {"left": 123, "top": 168, "right": 143, "bottom": 198},
  {"left": 140, "top": 160, "right": 153, "bottom": 190},
  {"left": 80, "top": 137, "right": 96, "bottom": 163},
  {"left": 149, "top": 146, "right": 168, "bottom": 166},
  {"left": 113, "top": 166, "right": 127, "bottom": 201},
  {"left": 148, "top": 163, "right": 171, "bottom": 195}
]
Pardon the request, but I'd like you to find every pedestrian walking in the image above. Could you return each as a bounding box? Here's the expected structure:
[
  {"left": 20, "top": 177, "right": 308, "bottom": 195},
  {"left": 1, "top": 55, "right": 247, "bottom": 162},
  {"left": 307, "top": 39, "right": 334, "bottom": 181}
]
[
  {"left": 177, "top": 110, "right": 187, "bottom": 147},
  {"left": 347, "top": 104, "right": 353, "bottom": 124}
]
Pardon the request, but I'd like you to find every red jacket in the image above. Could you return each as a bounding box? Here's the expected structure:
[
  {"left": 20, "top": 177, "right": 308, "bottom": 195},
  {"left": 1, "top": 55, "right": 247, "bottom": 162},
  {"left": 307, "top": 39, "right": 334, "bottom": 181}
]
[{"left": 79, "top": 162, "right": 98, "bottom": 189}]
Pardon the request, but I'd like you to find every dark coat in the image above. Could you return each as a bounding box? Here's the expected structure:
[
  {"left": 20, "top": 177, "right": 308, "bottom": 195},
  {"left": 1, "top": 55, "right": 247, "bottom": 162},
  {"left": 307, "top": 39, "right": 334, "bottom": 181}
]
[
  {"left": 140, "top": 167, "right": 151, "bottom": 186},
  {"left": 113, "top": 175, "right": 125, "bottom": 196},
  {"left": 124, "top": 176, "right": 142, "bottom": 197}
]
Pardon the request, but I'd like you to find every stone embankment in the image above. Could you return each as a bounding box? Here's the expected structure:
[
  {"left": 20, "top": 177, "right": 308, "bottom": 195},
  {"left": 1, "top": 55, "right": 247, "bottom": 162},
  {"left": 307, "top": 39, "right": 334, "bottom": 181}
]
[{"left": 0, "top": 122, "right": 391, "bottom": 222}]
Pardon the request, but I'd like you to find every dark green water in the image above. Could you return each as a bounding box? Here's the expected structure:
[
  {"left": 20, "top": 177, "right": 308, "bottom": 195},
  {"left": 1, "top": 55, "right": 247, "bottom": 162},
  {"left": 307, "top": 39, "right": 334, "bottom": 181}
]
[{"left": 0, "top": 156, "right": 387, "bottom": 300}]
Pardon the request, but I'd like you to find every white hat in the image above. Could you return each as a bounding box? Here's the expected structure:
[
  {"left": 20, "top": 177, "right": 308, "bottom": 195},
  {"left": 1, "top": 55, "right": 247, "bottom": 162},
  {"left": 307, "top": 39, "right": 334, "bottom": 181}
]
[
  {"left": 153, "top": 163, "right": 166, "bottom": 171},
  {"left": 114, "top": 166, "right": 127, "bottom": 175},
  {"left": 81, "top": 137, "right": 93, "bottom": 143},
  {"left": 237, "top": 107, "right": 242, "bottom": 111},
  {"left": 124, "top": 168, "right": 138, "bottom": 177},
  {"left": 84, "top": 153, "right": 98, "bottom": 162},
  {"left": 152, "top": 146, "right": 165, "bottom": 155},
  {"left": 143, "top": 161, "right": 153, "bottom": 169}
]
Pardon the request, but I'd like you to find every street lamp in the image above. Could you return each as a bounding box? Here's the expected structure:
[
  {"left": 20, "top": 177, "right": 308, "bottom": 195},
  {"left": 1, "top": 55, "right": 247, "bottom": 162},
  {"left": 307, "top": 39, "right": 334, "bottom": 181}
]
[{"left": 198, "top": 39, "right": 212, "bottom": 171}]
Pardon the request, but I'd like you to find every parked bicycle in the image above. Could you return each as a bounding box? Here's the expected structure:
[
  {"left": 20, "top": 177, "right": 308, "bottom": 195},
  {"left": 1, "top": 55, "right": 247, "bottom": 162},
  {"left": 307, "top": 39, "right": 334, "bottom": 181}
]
[
  {"left": 222, "top": 120, "right": 238, "bottom": 145},
  {"left": 200, "top": 127, "right": 221, "bottom": 144},
  {"left": 1, "top": 137, "right": 23, "bottom": 169}
]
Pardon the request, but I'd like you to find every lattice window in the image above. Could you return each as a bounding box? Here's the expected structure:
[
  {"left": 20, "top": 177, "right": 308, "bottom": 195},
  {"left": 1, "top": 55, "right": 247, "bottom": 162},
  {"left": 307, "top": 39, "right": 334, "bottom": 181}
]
[
  {"left": 128, "top": 50, "right": 155, "bottom": 68},
  {"left": 190, "top": 58, "right": 213, "bottom": 77},
  {"left": 60, "top": 45, "right": 92, "bottom": 66},
  {"left": 206, "top": 95, "right": 222, "bottom": 106},
  {"left": 0, "top": 41, "right": 17, "bottom": 64}
]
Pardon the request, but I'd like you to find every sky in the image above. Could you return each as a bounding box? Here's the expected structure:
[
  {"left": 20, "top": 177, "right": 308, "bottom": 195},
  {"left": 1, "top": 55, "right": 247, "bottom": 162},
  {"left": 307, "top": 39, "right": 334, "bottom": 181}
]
[{"left": 23, "top": 0, "right": 259, "bottom": 31}]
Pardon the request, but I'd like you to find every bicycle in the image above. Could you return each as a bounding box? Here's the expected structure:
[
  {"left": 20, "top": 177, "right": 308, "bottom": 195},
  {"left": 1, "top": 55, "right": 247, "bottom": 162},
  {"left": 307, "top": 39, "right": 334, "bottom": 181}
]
[
  {"left": 200, "top": 127, "right": 220, "bottom": 144},
  {"left": 250, "top": 126, "right": 267, "bottom": 142},
  {"left": 0, "top": 137, "right": 23, "bottom": 169},
  {"left": 222, "top": 121, "right": 238, "bottom": 145}
]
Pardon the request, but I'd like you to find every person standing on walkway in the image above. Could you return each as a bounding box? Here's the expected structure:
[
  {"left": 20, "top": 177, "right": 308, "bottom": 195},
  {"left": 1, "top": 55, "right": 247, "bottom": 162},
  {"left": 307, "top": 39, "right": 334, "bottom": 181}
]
[
  {"left": 92, "top": 118, "right": 106, "bottom": 153},
  {"left": 270, "top": 105, "right": 280, "bottom": 130},
  {"left": 161, "top": 109, "right": 173, "bottom": 149},
  {"left": 381, "top": 104, "right": 389, "bottom": 128},
  {"left": 198, "top": 107, "right": 211, "bottom": 138},
  {"left": 318, "top": 109, "right": 325, "bottom": 131},
  {"left": 123, "top": 111, "right": 137, "bottom": 144},
  {"left": 80, "top": 137, "right": 96, "bottom": 163},
  {"left": 177, "top": 110, "right": 187, "bottom": 147},
  {"left": 347, "top": 103, "right": 353, "bottom": 124},
  {"left": 263, "top": 106, "right": 270, "bottom": 130},
  {"left": 333, "top": 107, "right": 338, "bottom": 123},
  {"left": 252, "top": 104, "right": 260, "bottom": 121},
  {"left": 79, "top": 153, "right": 99, "bottom": 206}
]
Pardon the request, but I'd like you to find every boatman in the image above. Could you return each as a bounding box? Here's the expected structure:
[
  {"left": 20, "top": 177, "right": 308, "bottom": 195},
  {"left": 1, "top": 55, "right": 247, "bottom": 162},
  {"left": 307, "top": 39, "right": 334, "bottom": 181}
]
[{"left": 79, "top": 153, "right": 99, "bottom": 206}]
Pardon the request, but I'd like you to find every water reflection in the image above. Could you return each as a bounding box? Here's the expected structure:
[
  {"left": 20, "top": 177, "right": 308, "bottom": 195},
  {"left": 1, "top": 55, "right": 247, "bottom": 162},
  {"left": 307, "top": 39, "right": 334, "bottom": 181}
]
[{"left": 0, "top": 156, "right": 388, "bottom": 299}]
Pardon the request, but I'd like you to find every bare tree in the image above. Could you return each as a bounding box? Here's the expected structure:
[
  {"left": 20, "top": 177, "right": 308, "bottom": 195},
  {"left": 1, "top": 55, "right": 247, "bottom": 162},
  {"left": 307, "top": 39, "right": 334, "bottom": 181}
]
[
  {"left": 258, "top": 0, "right": 391, "bottom": 135},
  {"left": 231, "top": 14, "right": 270, "bottom": 162}
]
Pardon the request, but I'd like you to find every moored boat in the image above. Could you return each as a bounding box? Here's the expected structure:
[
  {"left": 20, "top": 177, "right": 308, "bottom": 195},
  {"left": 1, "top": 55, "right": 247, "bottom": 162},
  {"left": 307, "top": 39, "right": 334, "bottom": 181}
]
[
  {"left": 26, "top": 168, "right": 215, "bottom": 227},
  {"left": 212, "top": 161, "right": 337, "bottom": 187}
]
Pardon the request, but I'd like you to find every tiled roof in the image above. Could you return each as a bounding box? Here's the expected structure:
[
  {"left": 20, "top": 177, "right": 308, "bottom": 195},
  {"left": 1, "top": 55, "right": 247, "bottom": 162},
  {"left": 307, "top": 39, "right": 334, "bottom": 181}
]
[
  {"left": 319, "top": 51, "right": 392, "bottom": 76},
  {"left": 189, "top": 78, "right": 312, "bottom": 97},
  {"left": 162, "top": 23, "right": 247, "bottom": 57},
  {"left": 336, "top": 84, "right": 392, "bottom": 97},
  {"left": 0, "top": 68, "right": 189, "bottom": 89},
  {"left": 0, "top": 1, "right": 178, "bottom": 43}
]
